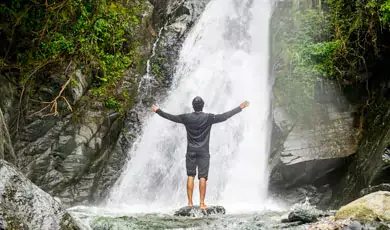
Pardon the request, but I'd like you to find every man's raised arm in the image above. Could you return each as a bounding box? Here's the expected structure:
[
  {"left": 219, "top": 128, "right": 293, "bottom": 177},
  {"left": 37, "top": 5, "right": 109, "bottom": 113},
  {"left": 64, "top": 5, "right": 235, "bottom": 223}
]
[
  {"left": 152, "top": 105, "right": 184, "bottom": 124},
  {"left": 210, "top": 101, "right": 249, "bottom": 124}
]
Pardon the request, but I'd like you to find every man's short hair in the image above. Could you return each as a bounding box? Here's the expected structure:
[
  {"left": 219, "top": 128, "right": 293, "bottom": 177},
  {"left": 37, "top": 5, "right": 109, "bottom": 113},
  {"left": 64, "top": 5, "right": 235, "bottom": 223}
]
[{"left": 192, "top": 96, "right": 204, "bottom": 112}]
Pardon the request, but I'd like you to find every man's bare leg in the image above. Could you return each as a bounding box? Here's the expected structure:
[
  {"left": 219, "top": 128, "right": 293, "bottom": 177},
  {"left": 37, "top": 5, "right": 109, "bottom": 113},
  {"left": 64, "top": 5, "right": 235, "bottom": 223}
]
[
  {"left": 199, "top": 178, "right": 208, "bottom": 210},
  {"left": 187, "top": 176, "right": 194, "bottom": 206}
]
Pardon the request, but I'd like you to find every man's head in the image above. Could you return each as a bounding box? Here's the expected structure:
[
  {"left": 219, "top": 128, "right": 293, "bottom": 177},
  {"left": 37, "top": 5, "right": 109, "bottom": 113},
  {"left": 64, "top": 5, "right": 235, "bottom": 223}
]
[{"left": 192, "top": 96, "right": 204, "bottom": 112}]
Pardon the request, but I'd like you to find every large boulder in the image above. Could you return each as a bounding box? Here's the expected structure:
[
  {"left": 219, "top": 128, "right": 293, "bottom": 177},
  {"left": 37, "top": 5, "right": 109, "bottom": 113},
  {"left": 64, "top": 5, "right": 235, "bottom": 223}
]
[
  {"left": 0, "top": 160, "right": 80, "bottom": 229},
  {"left": 276, "top": 101, "right": 358, "bottom": 187},
  {"left": 336, "top": 191, "right": 390, "bottom": 222},
  {"left": 270, "top": 80, "right": 359, "bottom": 193}
]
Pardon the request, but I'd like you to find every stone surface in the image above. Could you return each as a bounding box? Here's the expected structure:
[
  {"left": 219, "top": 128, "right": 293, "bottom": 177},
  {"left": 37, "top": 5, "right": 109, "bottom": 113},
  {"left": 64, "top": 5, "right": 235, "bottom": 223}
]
[
  {"left": 284, "top": 203, "right": 327, "bottom": 224},
  {"left": 336, "top": 191, "right": 390, "bottom": 222},
  {"left": 0, "top": 216, "right": 4, "bottom": 230},
  {"left": 360, "top": 183, "right": 390, "bottom": 197},
  {"left": 90, "top": 214, "right": 211, "bottom": 230},
  {"left": 307, "top": 217, "right": 358, "bottom": 230},
  {"left": 270, "top": 80, "right": 359, "bottom": 203},
  {"left": 270, "top": 184, "right": 333, "bottom": 209},
  {"left": 0, "top": 108, "right": 16, "bottom": 164},
  {"left": 69, "top": 69, "right": 91, "bottom": 105},
  {"left": 13, "top": 108, "right": 127, "bottom": 206},
  {"left": 174, "top": 206, "right": 226, "bottom": 217},
  {"left": 278, "top": 102, "right": 358, "bottom": 186},
  {"left": 0, "top": 74, "right": 18, "bottom": 129},
  {"left": 148, "top": 0, "right": 210, "bottom": 93},
  {"left": 0, "top": 160, "right": 80, "bottom": 229},
  {"left": 331, "top": 102, "right": 390, "bottom": 207}
]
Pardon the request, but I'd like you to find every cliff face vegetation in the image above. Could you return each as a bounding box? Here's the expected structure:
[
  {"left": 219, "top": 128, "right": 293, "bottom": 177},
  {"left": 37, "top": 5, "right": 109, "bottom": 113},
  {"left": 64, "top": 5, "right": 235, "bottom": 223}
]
[
  {"left": 0, "top": 0, "right": 154, "bottom": 119},
  {"left": 271, "top": 0, "right": 390, "bottom": 208},
  {"left": 0, "top": 0, "right": 156, "bottom": 206},
  {"left": 272, "top": 0, "right": 390, "bottom": 122}
]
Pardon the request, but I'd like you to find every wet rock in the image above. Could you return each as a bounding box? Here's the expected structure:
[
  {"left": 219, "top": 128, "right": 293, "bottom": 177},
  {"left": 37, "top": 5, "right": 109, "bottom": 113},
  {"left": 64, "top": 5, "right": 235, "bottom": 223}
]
[
  {"left": 91, "top": 214, "right": 207, "bottom": 230},
  {"left": 0, "top": 160, "right": 80, "bottom": 229},
  {"left": 0, "top": 216, "right": 5, "bottom": 230},
  {"left": 376, "top": 222, "right": 390, "bottom": 230},
  {"left": 360, "top": 183, "right": 390, "bottom": 196},
  {"left": 270, "top": 80, "right": 358, "bottom": 191},
  {"left": 336, "top": 191, "right": 390, "bottom": 222},
  {"left": 174, "top": 205, "right": 226, "bottom": 217},
  {"left": 284, "top": 202, "right": 329, "bottom": 224},
  {"left": 343, "top": 221, "right": 363, "bottom": 230},
  {"left": 13, "top": 107, "right": 126, "bottom": 206},
  {"left": 277, "top": 103, "right": 357, "bottom": 187},
  {"left": 149, "top": 0, "right": 210, "bottom": 93},
  {"left": 331, "top": 102, "right": 390, "bottom": 207},
  {"left": 307, "top": 216, "right": 355, "bottom": 230},
  {"left": 0, "top": 108, "right": 17, "bottom": 164},
  {"left": 278, "top": 221, "right": 305, "bottom": 228},
  {"left": 270, "top": 184, "right": 333, "bottom": 209},
  {"left": 288, "top": 211, "right": 319, "bottom": 223},
  {"left": 69, "top": 69, "right": 91, "bottom": 104}
]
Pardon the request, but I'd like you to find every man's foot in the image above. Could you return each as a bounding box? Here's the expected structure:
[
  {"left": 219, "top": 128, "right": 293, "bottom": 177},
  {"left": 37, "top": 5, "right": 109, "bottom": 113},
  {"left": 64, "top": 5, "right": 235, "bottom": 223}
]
[
  {"left": 188, "top": 202, "right": 193, "bottom": 207},
  {"left": 200, "top": 203, "right": 208, "bottom": 210}
]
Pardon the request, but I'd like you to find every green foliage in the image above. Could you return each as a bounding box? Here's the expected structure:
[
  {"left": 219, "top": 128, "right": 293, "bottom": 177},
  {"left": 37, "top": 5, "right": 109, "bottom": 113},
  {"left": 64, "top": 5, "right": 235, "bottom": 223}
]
[
  {"left": 326, "top": 0, "right": 384, "bottom": 80},
  {"left": 380, "top": 0, "right": 390, "bottom": 26},
  {"left": 0, "top": 0, "right": 151, "bottom": 113},
  {"left": 40, "top": 32, "right": 75, "bottom": 59},
  {"left": 151, "top": 62, "right": 163, "bottom": 79},
  {"left": 273, "top": 0, "right": 390, "bottom": 120},
  {"left": 272, "top": 5, "right": 335, "bottom": 120},
  {"left": 104, "top": 97, "right": 122, "bottom": 112}
]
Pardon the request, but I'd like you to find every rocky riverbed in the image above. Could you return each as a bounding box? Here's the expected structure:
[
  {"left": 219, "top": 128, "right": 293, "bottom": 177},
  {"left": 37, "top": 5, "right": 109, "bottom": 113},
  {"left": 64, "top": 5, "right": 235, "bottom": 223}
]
[{"left": 67, "top": 192, "right": 390, "bottom": 230}]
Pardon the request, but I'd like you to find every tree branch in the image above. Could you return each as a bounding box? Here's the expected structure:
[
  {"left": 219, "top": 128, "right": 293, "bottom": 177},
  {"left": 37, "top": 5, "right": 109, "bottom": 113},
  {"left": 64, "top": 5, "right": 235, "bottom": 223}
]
[{"left": 28, "top": 61, "right": 74, "bottom": 118}]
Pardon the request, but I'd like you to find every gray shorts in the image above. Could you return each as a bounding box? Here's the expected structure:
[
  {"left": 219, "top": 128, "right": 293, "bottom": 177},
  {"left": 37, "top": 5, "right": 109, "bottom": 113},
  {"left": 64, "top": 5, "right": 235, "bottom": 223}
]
[{"left": 186, "top": 152, "right": 210, "bottom": 179}]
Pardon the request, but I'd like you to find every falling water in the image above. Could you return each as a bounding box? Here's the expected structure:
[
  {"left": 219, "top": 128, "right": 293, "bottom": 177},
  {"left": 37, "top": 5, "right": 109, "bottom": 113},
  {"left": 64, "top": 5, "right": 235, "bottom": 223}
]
[
  {"left": 137, "top": 26, "right": 165, "bottom": 100},
  {"left": 108, "top": 0, "right": 272, "bottom": 213}
]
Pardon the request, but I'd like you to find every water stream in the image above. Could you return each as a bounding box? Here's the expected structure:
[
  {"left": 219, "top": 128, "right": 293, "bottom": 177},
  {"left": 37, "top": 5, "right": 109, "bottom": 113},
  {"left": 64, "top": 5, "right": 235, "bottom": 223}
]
[
  {"left": 69, "top": 0, "right": 285, "bottom": 228},
  {"left": 109, "top": 0, "right": 272, "bottom": 212}
]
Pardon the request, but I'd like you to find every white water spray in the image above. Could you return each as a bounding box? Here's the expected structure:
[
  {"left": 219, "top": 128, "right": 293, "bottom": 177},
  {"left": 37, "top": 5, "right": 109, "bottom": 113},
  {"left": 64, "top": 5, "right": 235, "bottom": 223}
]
[{"left": 108, "top": 0, "right": 272, "bottom": 213}]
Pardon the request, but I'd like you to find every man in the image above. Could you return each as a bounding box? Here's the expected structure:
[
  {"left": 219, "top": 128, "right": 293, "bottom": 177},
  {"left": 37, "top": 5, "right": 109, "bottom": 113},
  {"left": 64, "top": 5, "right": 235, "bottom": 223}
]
[{"left": 151, "top": 97, "right": 249, "bottom": 210}]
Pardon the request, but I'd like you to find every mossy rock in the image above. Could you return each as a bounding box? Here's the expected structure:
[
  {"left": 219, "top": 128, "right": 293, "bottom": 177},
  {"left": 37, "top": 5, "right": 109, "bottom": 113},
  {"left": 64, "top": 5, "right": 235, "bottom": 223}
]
[{"left": 336, "top": 191, "right": 390, "bottom": 222}]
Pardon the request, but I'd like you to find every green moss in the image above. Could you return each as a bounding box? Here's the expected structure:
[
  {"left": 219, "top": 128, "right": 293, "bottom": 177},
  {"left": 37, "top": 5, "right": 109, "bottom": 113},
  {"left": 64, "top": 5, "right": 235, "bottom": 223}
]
[
  {"left": 151, "top": 62, "right": 163, "bottom": 79},
  {"left": 335, "top": 192, "right": 390, "bottom": 222},
  {"left": 104, "top": 97, "right": 121, "bottom": 111},
  {"left": 0, "top": 0, "right": 152, "bottom": 115}
]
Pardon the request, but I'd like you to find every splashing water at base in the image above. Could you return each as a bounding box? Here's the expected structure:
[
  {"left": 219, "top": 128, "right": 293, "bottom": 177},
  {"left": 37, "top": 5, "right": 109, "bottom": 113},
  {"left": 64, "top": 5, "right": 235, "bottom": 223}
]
[{"left": 107, "top": 0, "right": 273, "bottom": 214}]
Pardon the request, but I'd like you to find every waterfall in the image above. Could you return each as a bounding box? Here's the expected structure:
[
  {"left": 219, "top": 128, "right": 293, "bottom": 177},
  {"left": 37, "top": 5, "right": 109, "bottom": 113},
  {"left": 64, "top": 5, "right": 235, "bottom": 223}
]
[{"left": 108, "top": 0, "right": 272, "bottom": 213}]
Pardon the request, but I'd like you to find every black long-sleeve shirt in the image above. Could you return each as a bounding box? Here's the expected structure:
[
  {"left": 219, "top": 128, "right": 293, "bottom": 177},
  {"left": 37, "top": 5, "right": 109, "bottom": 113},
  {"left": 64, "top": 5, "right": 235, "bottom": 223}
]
[{"left": 156, "top": 107, "right": 242, "bottom": 153}]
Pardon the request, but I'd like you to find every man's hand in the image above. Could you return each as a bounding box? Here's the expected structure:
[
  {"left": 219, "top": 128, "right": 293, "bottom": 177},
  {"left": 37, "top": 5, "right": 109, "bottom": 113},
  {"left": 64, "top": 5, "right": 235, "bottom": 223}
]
[
  {"left": 240, "top": 101, "right": 250, "bottom": 109},
  {"left": 151, "top": 105, "right": 159, "bottom": 112}
]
